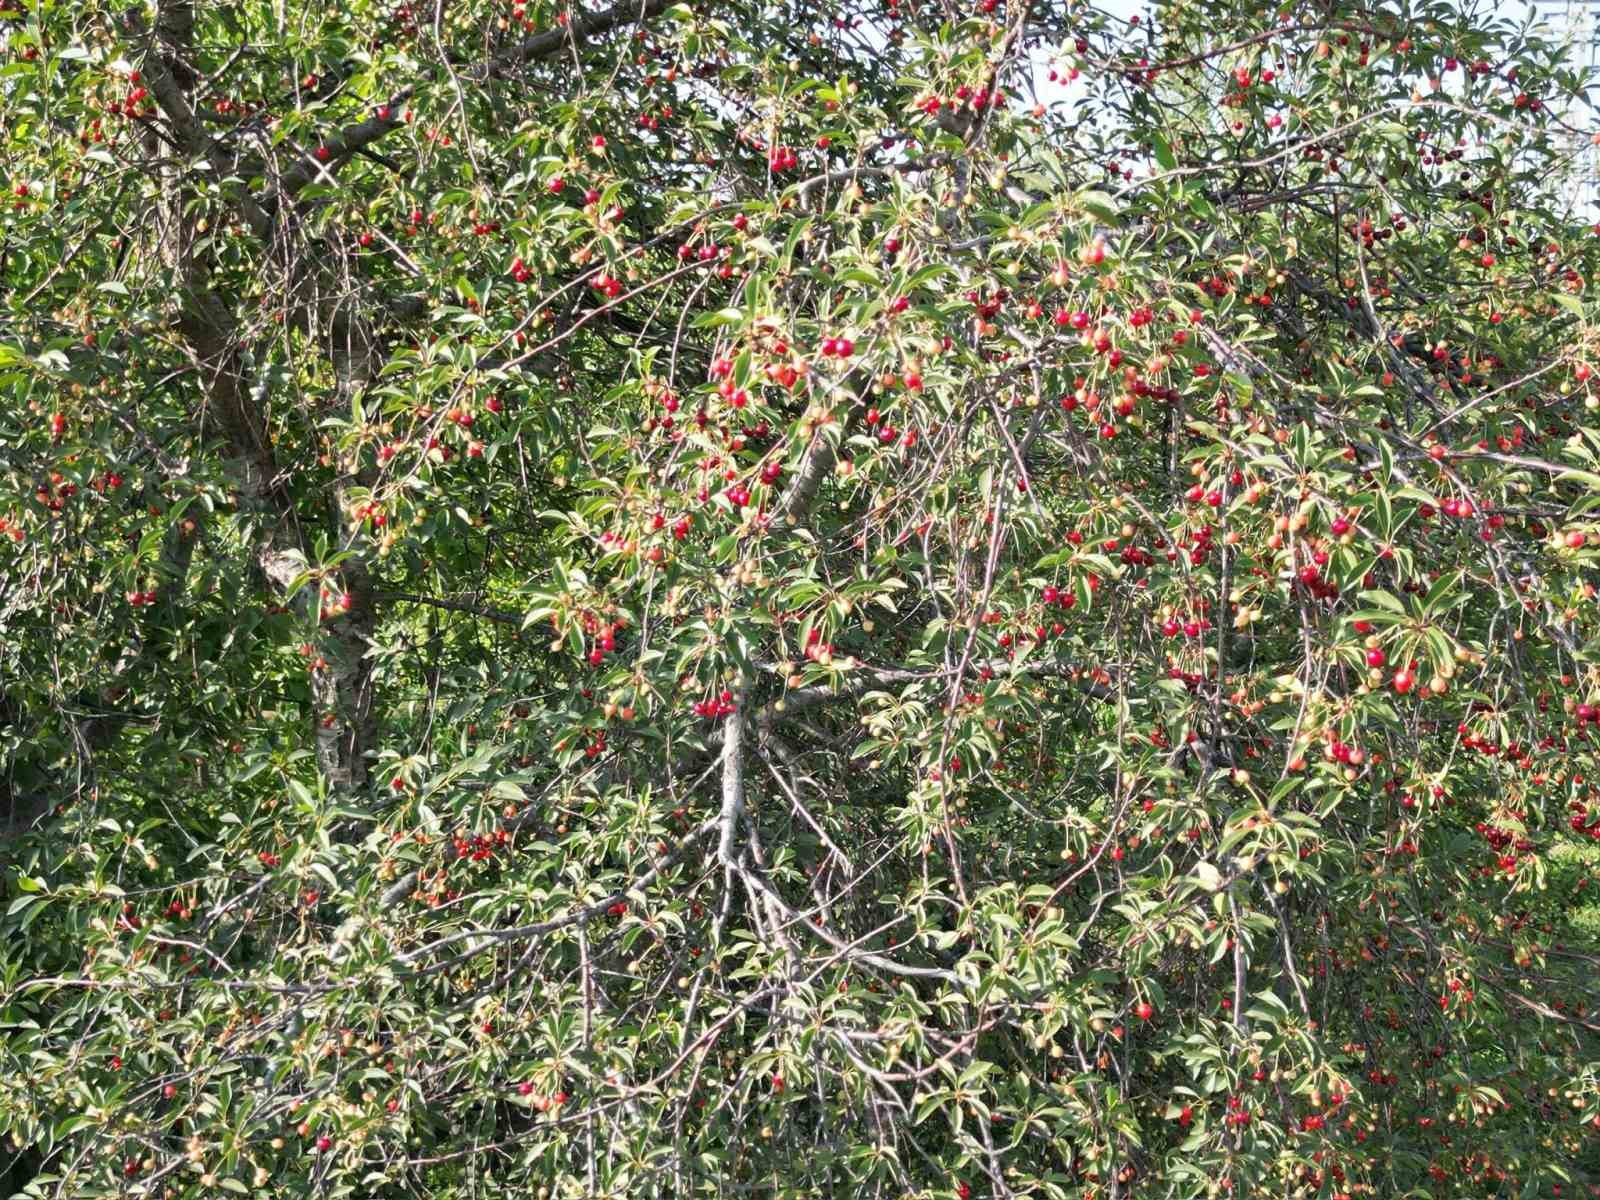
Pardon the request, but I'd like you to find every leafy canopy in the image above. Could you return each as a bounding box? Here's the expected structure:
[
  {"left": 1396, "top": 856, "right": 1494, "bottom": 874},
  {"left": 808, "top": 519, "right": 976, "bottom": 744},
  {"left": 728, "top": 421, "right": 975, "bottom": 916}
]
[{"left": 3, "top": 0, "right": 1600, "bottom": 1197}]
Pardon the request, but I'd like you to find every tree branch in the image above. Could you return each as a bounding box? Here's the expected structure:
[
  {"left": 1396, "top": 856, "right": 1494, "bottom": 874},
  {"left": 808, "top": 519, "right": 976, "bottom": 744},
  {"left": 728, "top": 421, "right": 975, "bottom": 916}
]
[
  {"left": 494, "top": 0, "right": 675, "bottom": 73},
  {"left": 717, "top": 695, "right": 747, "bottom": 867},
  {"left": 374, "top": 590, "right": 522, "bottom": 626},
  {"left": 272, "top": 91, "right": 414, "bottom": 205}
]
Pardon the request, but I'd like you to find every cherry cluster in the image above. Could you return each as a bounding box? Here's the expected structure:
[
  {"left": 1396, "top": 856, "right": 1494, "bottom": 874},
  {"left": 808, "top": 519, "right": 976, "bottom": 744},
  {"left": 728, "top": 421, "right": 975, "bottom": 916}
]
[
  {"left": 1475, "top": 821, "right": 1535, "bottom": 873},
  {"left": 691, "top": 690, "right": 738, "bottom": 719},
  {"left": 33, "top": 472, "right": 77, "bottom": 513},
  {"left": 1566, "top": 804, "right": 1600, "bottom": 841},
  {"left": 451, "top": 829, "right": 508, "bottom": 862},
  {"left": 577, "top": 611, "right": 623, "bottom": 667},
  {"left": 1294, "top": 560, "right": 1341, "bottom": 602},
  {"left": 863, "top": 406, "right": 915, "bottom": 448},
  {"left": 318, "top": 587, "right": 353, "bottom": 622}
]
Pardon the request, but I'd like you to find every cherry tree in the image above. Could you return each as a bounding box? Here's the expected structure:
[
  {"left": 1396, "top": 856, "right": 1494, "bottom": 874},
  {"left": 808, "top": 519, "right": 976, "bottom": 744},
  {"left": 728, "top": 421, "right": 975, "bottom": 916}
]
[{"left": 3, "top": 0, "right": 1600, "bottom": 1196}]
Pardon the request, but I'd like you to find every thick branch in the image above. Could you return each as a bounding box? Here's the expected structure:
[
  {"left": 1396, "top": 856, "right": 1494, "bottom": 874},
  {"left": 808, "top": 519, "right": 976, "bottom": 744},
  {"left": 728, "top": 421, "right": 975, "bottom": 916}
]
[
  {"left": 495, "top": 0, "right": 674, "bottom": 72},
  {"left": 128, "top": 10, "right": 272, "bottom": 240},
  {"left": 273, "top": 90, "right": 414, "bottom": 205},
  {"left": 777, "top": 386, "right": 862, "bottom": 526},
  {"left": 717, "top": 696, "right": 747, "bottom": 866}
]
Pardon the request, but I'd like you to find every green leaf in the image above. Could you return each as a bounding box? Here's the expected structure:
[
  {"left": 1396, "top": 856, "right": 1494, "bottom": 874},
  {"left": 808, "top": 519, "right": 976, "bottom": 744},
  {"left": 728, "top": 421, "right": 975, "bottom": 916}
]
[
  {"left": 695, "top": 307, "right": 746, "bottom": 328},
  {"left": 1151, "top": 132, "right": 1176, "bottom": 172}
]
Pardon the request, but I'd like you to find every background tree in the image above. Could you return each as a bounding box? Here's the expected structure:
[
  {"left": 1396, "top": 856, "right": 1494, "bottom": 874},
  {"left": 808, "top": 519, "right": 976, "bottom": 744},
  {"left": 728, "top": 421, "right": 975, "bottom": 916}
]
[{"left": 3, "top": 0, "right": 1600, "bottom": 1197}]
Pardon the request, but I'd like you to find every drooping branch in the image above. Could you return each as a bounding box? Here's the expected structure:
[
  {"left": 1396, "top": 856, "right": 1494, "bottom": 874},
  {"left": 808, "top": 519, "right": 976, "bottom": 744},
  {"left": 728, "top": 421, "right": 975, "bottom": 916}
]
[{"left": 384, "top": 816, "right": 721, "bottom": 973}]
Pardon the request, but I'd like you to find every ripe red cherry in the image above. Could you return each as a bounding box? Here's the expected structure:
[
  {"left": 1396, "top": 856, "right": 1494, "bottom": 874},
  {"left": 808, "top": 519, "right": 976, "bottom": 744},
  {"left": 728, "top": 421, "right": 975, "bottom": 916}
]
[
  {"left": 315, "top": 1136, "right": 332, "bottom": 1153},
  {"left": 1135, "top": 1001, "right": 1154, "bottom": 1021},
  {"left": 1366, "top": 647, "right": 1386, "bottom": 668}
]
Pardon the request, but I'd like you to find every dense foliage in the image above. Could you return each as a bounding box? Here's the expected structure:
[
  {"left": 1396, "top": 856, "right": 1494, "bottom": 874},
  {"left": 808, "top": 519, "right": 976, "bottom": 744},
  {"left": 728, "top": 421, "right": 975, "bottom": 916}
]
[{"left": 4, "top": 0, "right": 1600, "bottom": 1195}]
